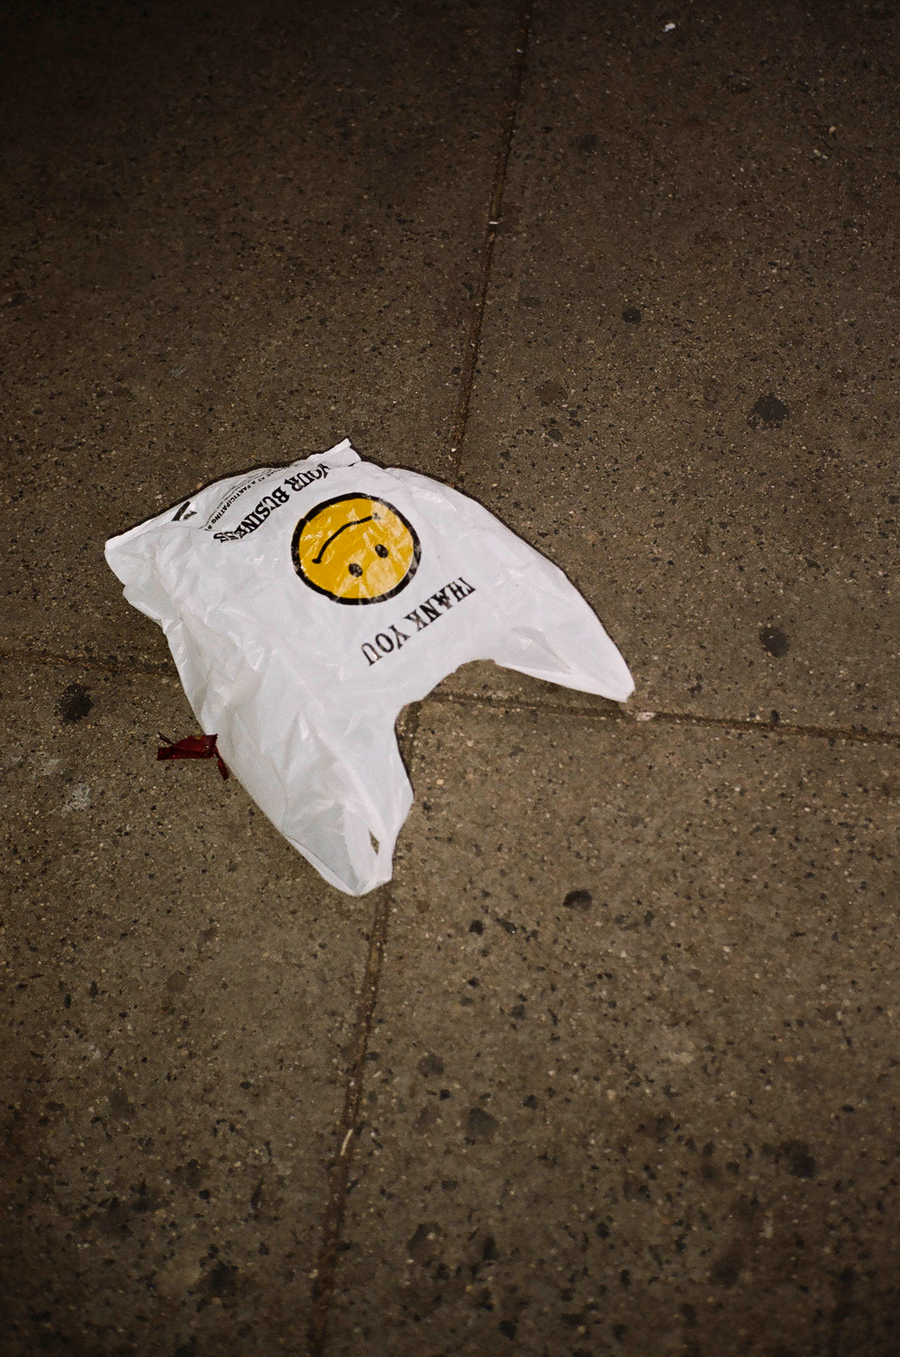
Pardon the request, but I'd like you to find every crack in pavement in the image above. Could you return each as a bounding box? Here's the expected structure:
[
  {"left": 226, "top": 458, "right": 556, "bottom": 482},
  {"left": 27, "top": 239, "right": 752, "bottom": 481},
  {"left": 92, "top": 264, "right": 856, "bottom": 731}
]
[
  {"left": 448, "top": 1, "right": 533, "bottom": 482},
  {"left": 306, "top": 881, "right": 393, "bottom": 1357},
  {"left": 2, "top": 646, "right": 898, "bottom": 749},
  {"left": 429, "top": 689, "right": 900, "bottom": 748}
]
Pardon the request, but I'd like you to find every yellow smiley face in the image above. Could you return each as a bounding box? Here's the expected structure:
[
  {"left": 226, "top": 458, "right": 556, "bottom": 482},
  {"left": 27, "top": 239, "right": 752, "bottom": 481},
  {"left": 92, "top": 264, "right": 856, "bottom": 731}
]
[{"left": 291, "top": 493, "right": 421, "bottom": 604}]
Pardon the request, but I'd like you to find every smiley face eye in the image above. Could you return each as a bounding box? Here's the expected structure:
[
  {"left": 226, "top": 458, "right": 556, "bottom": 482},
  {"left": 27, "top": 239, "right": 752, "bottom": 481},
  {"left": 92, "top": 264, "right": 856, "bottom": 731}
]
[
  {"left": 375, "top": 544, "right": 389, "bottom": 558},
  {"left": 348, "top": 562, "right": 363, "bottom": 577}
]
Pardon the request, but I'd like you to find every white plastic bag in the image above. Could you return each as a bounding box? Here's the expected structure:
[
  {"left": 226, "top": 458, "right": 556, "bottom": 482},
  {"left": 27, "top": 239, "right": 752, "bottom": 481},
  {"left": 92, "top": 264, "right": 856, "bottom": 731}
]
[{"left": 105, "top": 440, "right": 633, "bottom": 894}]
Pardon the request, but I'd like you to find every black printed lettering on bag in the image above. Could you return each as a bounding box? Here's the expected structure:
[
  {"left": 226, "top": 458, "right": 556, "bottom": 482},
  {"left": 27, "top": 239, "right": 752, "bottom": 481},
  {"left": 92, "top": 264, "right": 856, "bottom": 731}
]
[{"left": 362, "top": 578, "right": 476, "bottom": 666}]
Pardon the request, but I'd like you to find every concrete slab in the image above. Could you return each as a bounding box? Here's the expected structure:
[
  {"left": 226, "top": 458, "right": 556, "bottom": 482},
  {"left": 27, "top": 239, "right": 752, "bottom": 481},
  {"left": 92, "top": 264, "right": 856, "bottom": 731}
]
[
  {"left": 458, "top": 1, "right": 900, "bottom": 732},
  {"left": 326, "top": 700, "right": 900, "bottom": 1356},
  {"left": 0, "top": 659, "right": 367, "bottom": 1355},
  {"left": 0, "top": 0, "right": 520, "bottom": 663}
]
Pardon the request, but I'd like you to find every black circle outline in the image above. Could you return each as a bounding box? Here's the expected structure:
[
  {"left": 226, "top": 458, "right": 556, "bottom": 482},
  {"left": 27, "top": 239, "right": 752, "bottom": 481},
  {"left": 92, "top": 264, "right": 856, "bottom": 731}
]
[{"left": 291, "top": 492, "right": 421, "bottom": 605}]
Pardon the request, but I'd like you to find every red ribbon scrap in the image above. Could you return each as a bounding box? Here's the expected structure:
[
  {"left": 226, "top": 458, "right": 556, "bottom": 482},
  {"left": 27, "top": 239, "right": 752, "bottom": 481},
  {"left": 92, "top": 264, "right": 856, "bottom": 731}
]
[{"left": 157, "top": 733, "right": 229, "bottom": 780}]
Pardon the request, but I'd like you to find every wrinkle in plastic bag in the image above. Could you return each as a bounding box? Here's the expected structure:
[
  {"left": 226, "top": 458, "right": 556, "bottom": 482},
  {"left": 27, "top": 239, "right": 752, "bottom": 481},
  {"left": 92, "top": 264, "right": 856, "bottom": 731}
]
[{"left": 106, "top": 440, "right": 634, "bottom": 895}]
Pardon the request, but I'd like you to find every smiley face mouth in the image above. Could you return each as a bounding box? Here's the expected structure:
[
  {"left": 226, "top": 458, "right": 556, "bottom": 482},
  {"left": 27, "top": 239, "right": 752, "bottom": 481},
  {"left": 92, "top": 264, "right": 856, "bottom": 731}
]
[{"left": 312, "top": 512, "right": 380, "bottom": 564}]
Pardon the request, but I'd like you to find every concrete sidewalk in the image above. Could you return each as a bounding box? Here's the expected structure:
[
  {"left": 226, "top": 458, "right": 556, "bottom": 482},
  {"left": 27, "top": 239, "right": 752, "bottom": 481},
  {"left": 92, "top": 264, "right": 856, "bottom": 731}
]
[{"left": 2, "top": 2, "right": 898, "bottom": 1354}]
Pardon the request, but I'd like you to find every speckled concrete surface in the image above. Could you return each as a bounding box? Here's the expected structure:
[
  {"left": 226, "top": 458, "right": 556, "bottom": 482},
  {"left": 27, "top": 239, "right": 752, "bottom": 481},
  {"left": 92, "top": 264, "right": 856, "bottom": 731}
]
[
  {"left": 459, "top": 0, "right": 900, "bottom": 732},
  {"left": 1, "top": 661, "right": 366, "bottom": 1354},
  {"left": 2, "top": 2, "right": 899, "bottom": 1355},
  {"left": 0, "top": 0, "right": 519, "bottom": 662},
  {"left": 331, "top": 704, "right": 900, "bottom": 1357}
]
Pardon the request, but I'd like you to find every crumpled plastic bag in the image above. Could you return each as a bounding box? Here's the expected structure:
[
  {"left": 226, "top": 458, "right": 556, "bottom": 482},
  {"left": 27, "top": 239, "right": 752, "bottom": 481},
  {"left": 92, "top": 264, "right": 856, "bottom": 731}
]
[{"left": 105, "top": 439, "right": 633, "bottom": 894}]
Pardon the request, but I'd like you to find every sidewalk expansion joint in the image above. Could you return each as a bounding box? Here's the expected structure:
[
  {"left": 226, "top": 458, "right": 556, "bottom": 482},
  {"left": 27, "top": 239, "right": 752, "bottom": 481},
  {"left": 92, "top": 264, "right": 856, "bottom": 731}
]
[
  {"left": 3, "top": 645, "right": 895, "bottom": 749},
  {"left": 306, "top": 882, "right": 391, "bottom": 1356},
  {"left": 306, "top": 708, "right": 421, "bottom": 1354},
  {"left": 428, "top": 689, "right": 900, "bottom": 749},
  {"left": 448, "top": 1, "right": 532, "bottom": 481},
  {"left": 0, "top": 645, "right": 171, "bottom": 676}
]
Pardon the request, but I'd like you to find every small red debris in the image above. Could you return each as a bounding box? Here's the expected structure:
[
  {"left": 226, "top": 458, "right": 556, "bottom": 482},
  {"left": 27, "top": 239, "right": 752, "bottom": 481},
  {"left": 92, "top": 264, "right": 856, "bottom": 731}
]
[{"left": 157, "top": 733, "right": 229, "bottom": 780}]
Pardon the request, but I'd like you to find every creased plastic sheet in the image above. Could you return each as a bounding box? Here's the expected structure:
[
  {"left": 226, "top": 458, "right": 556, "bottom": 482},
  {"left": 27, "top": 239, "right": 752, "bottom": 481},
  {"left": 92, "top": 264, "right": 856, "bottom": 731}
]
[{"left": 106, "top": 441, "right": 633, "bottom": 894}]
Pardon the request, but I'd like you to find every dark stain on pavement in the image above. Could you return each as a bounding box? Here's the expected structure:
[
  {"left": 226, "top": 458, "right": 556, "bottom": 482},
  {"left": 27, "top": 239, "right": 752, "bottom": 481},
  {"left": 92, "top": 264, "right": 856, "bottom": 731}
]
[
  {"left": 466, "top": 1107, "right": 498, "bottom": 1140},
  {"left": 206, "top": 1260, "right": 239, "bottom": 1297},
  {"left": 536, "top": 379, "right": 566, "bottom": 405},
  {"left": 621, "top": 306, "right": 642, "bottom": 324},
  {"left": 407, "top": 1222, "right": 440, "bottom": 1263},
  {"left": 778, "top": 1139, "right": 818, "bottom": 1179},
  {"left": 563, "top": 889, "right": 593, "bottom": 911},
  {"left": 760, "top": 625, "right": 790, "bottom": 657},
  {"left": 58, "top": 682, "right": 92, "bottom": 722},
  {"left": 710, "top": 1246, "right": 743, "bottom": 1287},
  {"left": 748, "top": 392, "right": 790, "bottom": 427}
]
